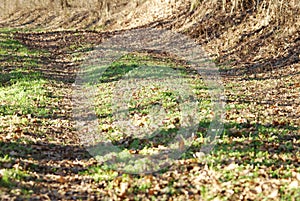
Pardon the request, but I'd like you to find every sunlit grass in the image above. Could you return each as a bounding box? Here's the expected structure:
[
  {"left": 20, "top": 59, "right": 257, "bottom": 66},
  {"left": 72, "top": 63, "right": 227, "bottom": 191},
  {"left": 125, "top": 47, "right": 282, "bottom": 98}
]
[
  {"left": 0, "top": 32, "right": 53, "bottom": 196},
  {"left": 0, "top": 30, "right": 54, "bottom": 117}
]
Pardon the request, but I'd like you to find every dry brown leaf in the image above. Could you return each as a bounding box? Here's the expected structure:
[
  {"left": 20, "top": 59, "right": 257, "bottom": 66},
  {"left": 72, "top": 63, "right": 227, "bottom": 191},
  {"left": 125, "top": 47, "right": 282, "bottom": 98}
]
[
  {"left": 288, "top": 180, "right": 298, "bottom": 189},
  {"left": 119, "top": 182, "right": 129, "bottom": 196},
  {"left": 268, "top": 189, "right": 278, "bottom": 199}
]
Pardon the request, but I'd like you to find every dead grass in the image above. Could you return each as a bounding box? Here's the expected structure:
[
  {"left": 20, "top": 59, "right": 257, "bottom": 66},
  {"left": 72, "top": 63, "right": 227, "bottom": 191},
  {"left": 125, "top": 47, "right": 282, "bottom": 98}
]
[
  {"left": 158, "top": 0, "right": 300, "bottom": 77},
  {"left": 0, "top": 0, "right": 183, "bottom": 30}
]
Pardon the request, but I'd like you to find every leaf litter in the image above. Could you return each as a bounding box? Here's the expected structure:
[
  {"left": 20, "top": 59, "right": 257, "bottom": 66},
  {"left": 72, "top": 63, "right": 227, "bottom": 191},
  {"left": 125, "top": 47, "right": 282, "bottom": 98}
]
[{"left": 0, "top": 5, "right": 300, "bottom": 200}]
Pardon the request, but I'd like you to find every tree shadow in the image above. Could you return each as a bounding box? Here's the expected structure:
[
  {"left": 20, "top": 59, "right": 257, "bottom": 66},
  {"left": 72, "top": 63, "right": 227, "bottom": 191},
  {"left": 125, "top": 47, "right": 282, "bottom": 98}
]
[
  {"left": 187, "top": 121, "right": 300, "bottom": 169},
  {"left": 0, "top": 25, "right": 299, "bottom": 200},
  {"left": 220, "top": 35, "right": 300, "bottom": 79},
  {"left": 8, "top": 31, "right": 106, "bottom": 84},
  {"left": 0, "top": 140, "right": 95, "bottom": 198},
  {"left": 141, "top": 2, "right": 300, "bottom": 82},
  {"left": 0, "top": 31, "right": 97, "bottom": 185}
]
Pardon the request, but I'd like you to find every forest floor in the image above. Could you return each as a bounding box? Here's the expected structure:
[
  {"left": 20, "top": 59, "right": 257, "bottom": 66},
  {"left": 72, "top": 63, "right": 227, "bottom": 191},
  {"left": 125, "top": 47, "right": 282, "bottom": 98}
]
[
  {"left": 0, "top": 25, "right": 299, "bottom": 201},
  {"left": 0, "top": 1, "right": 300, "bottom": 201}
]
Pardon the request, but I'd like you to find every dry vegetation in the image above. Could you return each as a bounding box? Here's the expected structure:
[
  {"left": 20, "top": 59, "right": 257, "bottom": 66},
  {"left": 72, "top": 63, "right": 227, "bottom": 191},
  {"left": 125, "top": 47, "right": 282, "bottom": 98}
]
[
  {"left": 1, "top": 0, "right": 298, "bottom": 64},
  {"left": 161, "top": 0, "right": 300, "bottom": 67},
  {"left": 0, "top": 0, "right": 182, "bottom": 30}
]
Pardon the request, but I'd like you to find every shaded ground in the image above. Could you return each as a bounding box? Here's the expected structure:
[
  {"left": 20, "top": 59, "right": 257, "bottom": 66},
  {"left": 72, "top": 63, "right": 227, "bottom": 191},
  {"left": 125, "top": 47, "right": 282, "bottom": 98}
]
[
  {"left": 0, "top": 1, "right": 300, "bottom": 200},
  {"left": 0, "top": 26, "right": 299, "bottom": 200}
]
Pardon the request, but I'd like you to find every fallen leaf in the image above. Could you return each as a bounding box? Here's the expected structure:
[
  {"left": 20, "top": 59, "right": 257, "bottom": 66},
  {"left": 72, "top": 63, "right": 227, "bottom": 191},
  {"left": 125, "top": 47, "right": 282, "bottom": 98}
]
[
  {"left": 57, "top": 176, "right": 66, "bottom": 183},
  {"left": 268, "top": 189, "right": 278, "bottom": 198},
  {"left": 288, "top": 180, "right": 298, "bottom": 189},
  {"left": 225, "top": 163, "right": 237, "bottom": 171},
  {"left": 119, "top": 182, "right": 129, "bottom": 196}
]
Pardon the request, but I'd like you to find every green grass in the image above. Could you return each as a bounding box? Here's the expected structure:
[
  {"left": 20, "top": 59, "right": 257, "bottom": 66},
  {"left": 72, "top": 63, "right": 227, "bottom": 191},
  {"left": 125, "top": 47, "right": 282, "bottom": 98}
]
[
  {"left": 0, "top": 168, "right": 30, "bottom": 188},
  {"left": 82, "top": 53, "right": 213, "bottom": 171},
  {"left": 0, "top": 27, "right": 45, "bottom": 33},
  {"left": 81, "top": 50, "right": 299, "bottom": 198},
  {"left": 0, "top": 31, "right": 56, "bottom": 196},
  {"left": 0, "top": 36, "right": 45, "bottom": 57},
  {"left": 0, "top": 31, "right": 55, "bottom": 119},
  {"left": 0, "top": 28, "right": 298, "bottom": 200},
  {"left": 85, "top": 165, "right": 119, "bottom": 182},
  {"left": 0, "top": 72, "right": 52, "bottom": 117}
]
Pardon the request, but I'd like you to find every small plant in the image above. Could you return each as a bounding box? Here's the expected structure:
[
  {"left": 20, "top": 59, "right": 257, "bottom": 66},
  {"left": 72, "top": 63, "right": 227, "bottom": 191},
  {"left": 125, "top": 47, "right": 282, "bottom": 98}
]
[
  {"left": 0, "top": 168, "right": 29, "bottom": 188},
  {"left": 83, "top": 166, "right": 118, "bottom": 182}
]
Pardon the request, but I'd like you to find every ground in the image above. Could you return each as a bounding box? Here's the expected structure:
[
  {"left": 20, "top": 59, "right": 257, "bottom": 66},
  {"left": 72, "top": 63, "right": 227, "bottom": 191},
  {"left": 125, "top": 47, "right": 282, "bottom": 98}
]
[{"left": 0, "top": 1, "right": 300, "bottom": 200}]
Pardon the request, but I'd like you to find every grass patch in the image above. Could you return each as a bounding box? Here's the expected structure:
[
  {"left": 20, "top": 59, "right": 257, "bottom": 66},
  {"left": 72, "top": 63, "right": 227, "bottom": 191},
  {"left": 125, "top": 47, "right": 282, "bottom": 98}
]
[
  {"left": 78, "top": 52, "right": 214, "bottom": 172},
  {"left": 0, "top": 25, "right": 298, "bottom": 200},
  {"left": 0, "top": 168, "right": 30, "bottom": 188},
  {"left": 84, "top": 165, "right": 119, "bottom": 182},
  {"left": 0, "top": 71, "right": 52, "bottom": 117},
  {"left": 0, "top": 31, "right": 55, "bottom": 119}
]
